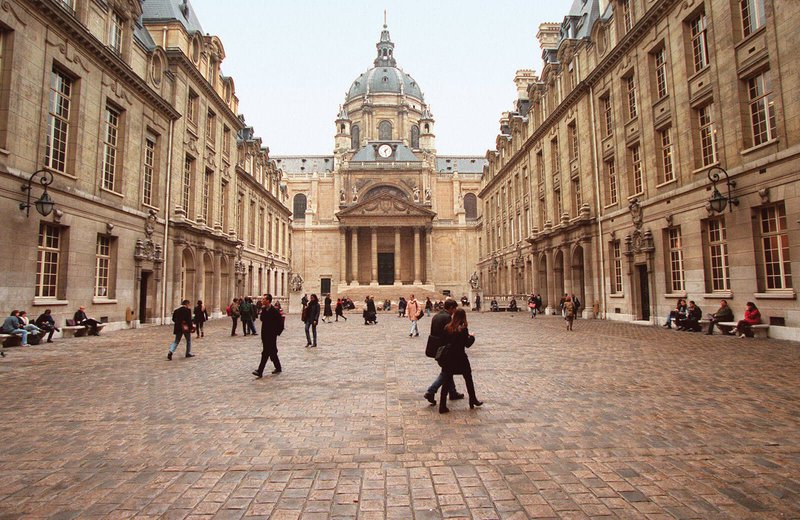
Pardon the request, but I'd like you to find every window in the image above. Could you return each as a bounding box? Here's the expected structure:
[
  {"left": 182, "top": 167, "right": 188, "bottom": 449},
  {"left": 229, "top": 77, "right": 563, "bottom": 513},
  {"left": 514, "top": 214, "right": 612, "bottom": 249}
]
[
  {"left": 464, "top": 193, "right": 478, "bottom": 220},
  {"left": 741, "top": 0, "right": 766, "bottom": 38},
  {"left": 706, "top": 217, "right": 730, "bottom": 291},
  {"left": 351, "top": 124, "right": 360, "bottom": 149},
  {"left": 182, "top": 155, "right": 194, "bottom": 215},
  {"left": 666, "top": 227, "right": 685, "bottom": 292},
  {"left": 554, "top": 188, "right": 562, "bottom": 220},
  {"left": 659, "top": 127, "right": 674, "bottom": 183},
  {"left": 606, "top": 158, "right": 618, "bottom": 205},
  {"left": 109, "top": 12, "right": 123, "bottom": 54},
  {"left": 293, "top": 193, "right": 307, "bottom": 219},
  {"left": 601, "top": 94, "right": 613, "bottom": 137},
  {"left": 36, "top": 224, "right": 61, "bottom": 298},
  {"left": 759, "top": 204, "right": 792, "bottom": 290},
  {"left": 95, "top": 235, "right": 111, "bottom": 297},
  {"left": 206, "top": 110, "right": 216, "bottom": 148},
  {"left": 550, "top": 139, "right": 560, "bottom": 174},
  {"left": 378, "top": 120, "right": 392, "bottom": 140},
  {"left": 536, "top": 151, "right": 544, "bottom": 183},
  {"left": 620, "top": 0, "right": 633, "bottom": 32},
  {"left": 690, "top": 14, "right": 710, "bottom": 72},
  {"left": 611, "top": 241, "right": 622, "bottom": 293},
  {"left": 249, "top": 200, "right": 256, "bottom": 245},
  {"left": 222, "top": 125, "right": 231, "bottom": 158},
  {"left": 187, "top": 90, "right": 199, "bottom": 126},
  {"left": 410, "top": 125, "right": 420, "bottom": 148},
  {"left": 259, "top": 207, "right": 266, "bottom": 249},
  {"left": 101, "top": 104, "right": 121, "bottom": 191},
  {"left": 654, "top": 47, "right": 668, "bottom": 99},
  {"left": 748, "top": 71, "right": 777, "bottom": 146},
  {"left": 630, "top": 144, "right": 643, "bottom": 195},
  {"left": 143, "top": 134, "right": 156, "bottom": 206},
  {"left": 572, "top": 178, "right": 582, "bottom": 213},
  {"left": 219, "top": 180, "right": 228, "bottom": 230},
  {"left": 236, "top": 193, "right": 244, "bottom": 238},
  {"left": 568, "top": 122, "right": 578, "bottom": 161},
  {"left": 697, "top": 104, "right": 718, "bottom": 166},
  {"left": 45, "top": 69, "right": 73, "bottom": 174},
  {"left": 202, "top": 169, "right": 212, "bottom": 224},
  {"left": 625, "top": 75, "right": 638, "bottom": 119}
]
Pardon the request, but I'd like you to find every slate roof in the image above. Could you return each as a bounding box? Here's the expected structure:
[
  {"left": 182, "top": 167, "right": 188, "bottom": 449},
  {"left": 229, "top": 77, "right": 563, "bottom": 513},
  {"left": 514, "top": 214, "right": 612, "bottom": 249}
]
[
  {"left": 436, "top": 156, "right": 487, "bottom": 174},
  {"left": 142, "top": 0, "right": 204, "bottom": 34},
  {"left": 351, "top": 142, "right": 420, "bottom": 162},
  {"left": 272, "top": 156, "right": 335, "bottom": 174},
  {"left": 133, "top": 18, "right": 157, "bottom": 50},
  {"left": 561, "top": 0, "right": 601, "bottom": 43}
]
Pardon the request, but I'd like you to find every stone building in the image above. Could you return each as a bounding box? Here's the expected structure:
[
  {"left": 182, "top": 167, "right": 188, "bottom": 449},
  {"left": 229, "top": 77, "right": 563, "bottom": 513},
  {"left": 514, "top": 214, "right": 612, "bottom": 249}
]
[
  {"left": 0, "top": 0, "right": 288, "bottom": 334},
  {"left": 479, "top": 0, "right": 800, "bottom": 340},
  {"left": 277, "top": 24, "right": 486, "bottom": 305}
]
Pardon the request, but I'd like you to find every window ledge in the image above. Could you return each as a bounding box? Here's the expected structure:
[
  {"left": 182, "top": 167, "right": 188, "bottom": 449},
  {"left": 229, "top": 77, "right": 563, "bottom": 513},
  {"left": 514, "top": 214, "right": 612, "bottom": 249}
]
[
  {"left": 693, "top": 163, "right": 719, "bottom": 175},
  {"left": 609, "top": 293, "right": 626, "bottom": 299},
  {"left": 0, "top": 147, "right": 9, "bottom": 156},
  {"left": 142, "top": 202, "right": 160, "bottom": 212},
  {"left": 741, "top": 139, "right": 778, "bottom": 156},
  {"left": 33, "top": 298, "right": 69, "bottom": 307},
  {"left": 754, "top": 290, "right": 796, "bottom": 300},
  {"left": 663, "top": 292, "right": 688, "bottom": 299},
  {"left": 627, "top": 192, "right": 644, "bottom": 202},
  {"left": 656, "top": 178, "right": 677, "bottom": 189},
  {"left": 603, "top": 202, "right": 619, "bottom": 210},
  {"left": 701, "top": 291, "right": 733, "bottom": 299},
  {"left": 100, "top": 186, "right": 124, "bottom": 198},
  {"left": 92, "top": 297, "right": 118, "bottom": 304}
]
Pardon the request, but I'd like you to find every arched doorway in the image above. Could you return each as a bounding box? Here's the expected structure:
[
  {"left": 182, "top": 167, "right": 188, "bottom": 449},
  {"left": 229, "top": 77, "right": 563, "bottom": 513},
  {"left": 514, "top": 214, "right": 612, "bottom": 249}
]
[
  {"left": 571, "top": 245, "right": 586, "bottom": 312},
  {"left": 181, "top": 248, "right": 195, "bottom": 303},
  {"left": 554, "top": 250, "right": 565, "bottom": 302},
  {"left": 220, "top": 256, "right": 230, "bottom": 307},
  {"left": 203, "top": 252, "right": 214, "bottom": 308},
  {"left": 538, "top": 254, "right": 548, "bottom": 309}
]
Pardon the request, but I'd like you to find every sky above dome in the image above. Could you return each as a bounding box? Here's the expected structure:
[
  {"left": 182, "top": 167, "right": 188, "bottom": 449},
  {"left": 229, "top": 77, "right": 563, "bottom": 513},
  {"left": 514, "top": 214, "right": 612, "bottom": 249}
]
[{"left": 189, "top": 0, "right": 575, "bottom": 156}]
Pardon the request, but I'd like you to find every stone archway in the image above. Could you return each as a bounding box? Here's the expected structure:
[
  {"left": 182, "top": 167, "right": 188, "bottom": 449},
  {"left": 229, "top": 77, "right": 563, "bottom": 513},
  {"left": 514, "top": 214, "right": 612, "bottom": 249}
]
[
  {"left": 203, "top": 252, "right": 214, "bottom": 308},
  {"left": 554, "top": 249, "right": 565, "bottom": 304},
  {"left": 181, "top": 248, "right": 196, "bottom": 303},
  {"left": 220, "top": 256, "right": 230, "bottom": 308},
  {"left": 538, "top": 254, "right": 548, "bottom": 309},
  {"left": 571, "top": 245, "right": 586, "bottom": 311}
]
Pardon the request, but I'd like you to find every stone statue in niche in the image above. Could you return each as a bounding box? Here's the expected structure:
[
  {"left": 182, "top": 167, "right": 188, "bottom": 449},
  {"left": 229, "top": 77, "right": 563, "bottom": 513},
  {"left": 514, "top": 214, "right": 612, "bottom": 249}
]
[
  {"left": 340, "top": 188, "right": 346, "bottom": 203},
  {"left": 352, "top": 185, "right": 358, "bottom": 202},
  {"left": 413, "top": 186, "right": 420, "bottom": 203},
  {"left": 424, "top": 188, "right": 431, "bottom": 202},
  {"left": 469, "top": 271, "right": 480, "bottom": 290}
]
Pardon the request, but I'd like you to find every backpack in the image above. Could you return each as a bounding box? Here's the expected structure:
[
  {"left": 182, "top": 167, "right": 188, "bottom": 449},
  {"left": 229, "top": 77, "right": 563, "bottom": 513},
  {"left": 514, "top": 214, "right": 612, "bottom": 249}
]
[{"left": 225, "top": 305, "right": 232, "bottom": 316}]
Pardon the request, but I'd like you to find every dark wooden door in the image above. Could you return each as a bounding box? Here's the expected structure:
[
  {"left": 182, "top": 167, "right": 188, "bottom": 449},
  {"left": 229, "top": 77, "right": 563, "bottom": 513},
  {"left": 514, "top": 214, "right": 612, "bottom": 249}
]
[
  {"left": 378, "top": 253, "right": 395, "bottom": 285},
  {"left": 139, "top": 272, "right": 150, "bottom": 322},
  {"left": 638, "top": 265, "right": 650, "bottom": 321}
]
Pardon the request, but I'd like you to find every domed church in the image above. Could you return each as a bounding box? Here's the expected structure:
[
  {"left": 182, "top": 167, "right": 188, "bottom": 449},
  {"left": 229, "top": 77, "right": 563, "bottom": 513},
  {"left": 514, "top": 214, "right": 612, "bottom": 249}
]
[{"left": 277, "top": 23, "right": 486, "bottom": 304}]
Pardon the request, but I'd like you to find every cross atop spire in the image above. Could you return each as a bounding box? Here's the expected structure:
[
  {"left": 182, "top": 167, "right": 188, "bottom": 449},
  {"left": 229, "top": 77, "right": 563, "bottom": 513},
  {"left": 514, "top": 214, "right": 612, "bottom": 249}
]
[{"left": 374, "top": 17, "right": 396, "bottom": 67}]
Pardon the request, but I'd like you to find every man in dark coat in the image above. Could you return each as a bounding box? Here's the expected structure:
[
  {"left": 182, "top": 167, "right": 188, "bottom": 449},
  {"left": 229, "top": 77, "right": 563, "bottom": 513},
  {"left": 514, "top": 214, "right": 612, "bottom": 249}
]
[
  {"left": 253, "top": 293, "right": 284, "bottom": 377},
  {"left": 706, "top": 299, "right": 734, "bottom": 335},
  {"left": 423, "top": 299, "right": 464, "bottom": 405},
  {"left": 167, "top": 300, "right": 194, "bottom": 360},
  {"left": 74, "top": 306, "right": 101, "bottom": 335},
  {"left": 676, "top": 300, "right": 703, "bottom": 332},
  {"left": 35, "top": 309, "right": 60, "bottom": 343},
  {"left": 304, "top": 294, "right": 320, "bottom": 347}
]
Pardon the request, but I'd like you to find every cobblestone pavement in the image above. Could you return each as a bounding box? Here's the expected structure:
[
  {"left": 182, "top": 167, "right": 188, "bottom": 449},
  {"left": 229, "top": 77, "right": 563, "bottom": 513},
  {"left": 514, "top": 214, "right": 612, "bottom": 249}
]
[{"left": 1, "top": 310, "right": 799, "bottom": 519}]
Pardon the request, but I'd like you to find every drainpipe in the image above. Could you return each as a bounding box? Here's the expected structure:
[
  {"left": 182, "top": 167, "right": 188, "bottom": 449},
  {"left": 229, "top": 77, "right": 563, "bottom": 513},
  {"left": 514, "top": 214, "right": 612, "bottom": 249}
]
[
  {"left": 160, "top": 118, "right": 175, "bottom": 323},
  {"left": 588, "top": 85, "right": 607, "bottom": 319}
]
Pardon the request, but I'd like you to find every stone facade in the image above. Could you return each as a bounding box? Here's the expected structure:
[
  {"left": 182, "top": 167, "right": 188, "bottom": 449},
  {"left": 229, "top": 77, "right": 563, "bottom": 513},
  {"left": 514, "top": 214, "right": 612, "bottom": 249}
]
[
  {"left": 479, "top": 0, "right": 800, "bottom": 340},
  {"left": 277, "top": 25, "right": 485, "bottom": 306},
  {"left": 0, "top": 0, "right": 289, "bottom": 333}
]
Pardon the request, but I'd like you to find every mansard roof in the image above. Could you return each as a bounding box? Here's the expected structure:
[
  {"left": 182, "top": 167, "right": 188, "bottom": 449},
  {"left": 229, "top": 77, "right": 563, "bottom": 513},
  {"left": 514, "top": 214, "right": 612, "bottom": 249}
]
[{"left": 142, "top": 0, "right": 205, "bottom": 34}]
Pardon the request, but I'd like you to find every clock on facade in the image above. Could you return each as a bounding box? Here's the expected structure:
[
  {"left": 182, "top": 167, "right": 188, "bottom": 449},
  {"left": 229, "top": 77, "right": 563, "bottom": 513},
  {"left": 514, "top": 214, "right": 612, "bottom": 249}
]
[{"left": 377, "top": 144, "right": 393, "bottom": 158}]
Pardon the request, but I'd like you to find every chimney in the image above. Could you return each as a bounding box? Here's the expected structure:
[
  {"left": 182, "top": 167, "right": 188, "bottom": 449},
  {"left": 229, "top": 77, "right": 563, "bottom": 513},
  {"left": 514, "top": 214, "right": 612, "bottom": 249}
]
[{"left": 536, "top": 22, "right": 561, "bottom": 51}]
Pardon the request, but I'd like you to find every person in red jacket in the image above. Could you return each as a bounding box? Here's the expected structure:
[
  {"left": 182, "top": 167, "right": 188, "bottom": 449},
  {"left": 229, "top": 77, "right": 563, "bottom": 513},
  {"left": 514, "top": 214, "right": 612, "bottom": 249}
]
[{"left": 736, "top": 301, "right": 762, "bottom": 338}]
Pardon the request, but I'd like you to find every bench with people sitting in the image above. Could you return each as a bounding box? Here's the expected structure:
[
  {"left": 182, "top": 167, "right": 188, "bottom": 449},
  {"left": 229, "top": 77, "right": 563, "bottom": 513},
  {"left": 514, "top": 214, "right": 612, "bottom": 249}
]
[
  {"left": 62, "top": 307, "right": 105, "bottom": 337},
  {"left": 2, "top": 310, "right": 45, "bottom": 347}
]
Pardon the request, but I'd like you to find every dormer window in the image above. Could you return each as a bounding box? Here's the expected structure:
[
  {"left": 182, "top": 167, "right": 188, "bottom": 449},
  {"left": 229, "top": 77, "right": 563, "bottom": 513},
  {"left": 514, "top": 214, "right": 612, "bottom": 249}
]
[{"left": 109, "top": 12, "right": 123, "bottom": 54}]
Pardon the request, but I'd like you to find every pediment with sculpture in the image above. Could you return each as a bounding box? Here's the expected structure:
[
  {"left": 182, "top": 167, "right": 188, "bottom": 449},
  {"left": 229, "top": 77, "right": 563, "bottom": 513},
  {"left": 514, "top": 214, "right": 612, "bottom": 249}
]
[{"left": 336, "top": 193, "right": 436, "bottom": 225}]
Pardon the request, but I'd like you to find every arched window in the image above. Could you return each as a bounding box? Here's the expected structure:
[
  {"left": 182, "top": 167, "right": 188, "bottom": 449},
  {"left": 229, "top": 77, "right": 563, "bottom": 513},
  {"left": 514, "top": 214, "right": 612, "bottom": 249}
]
[
  {"left": 340, "top": 123, "right": 345, "bottom": 133},
  {"left": 351, "top": 124, "right": 360, "bottom": 149},
  {"left": 293, "top": 193, "right": 307, "bottom": 219},
  {"left": 410, "top": 125, "right": 420, "bottom": 148},
  {"left": 378, "top": 120, "right": 393, "bottom": 140},
  {"left": 464, "top": 193, "right": 478, "bottom": 220},
  {"left": 424, "top": 123, "right": 430, "bottom": 132}
]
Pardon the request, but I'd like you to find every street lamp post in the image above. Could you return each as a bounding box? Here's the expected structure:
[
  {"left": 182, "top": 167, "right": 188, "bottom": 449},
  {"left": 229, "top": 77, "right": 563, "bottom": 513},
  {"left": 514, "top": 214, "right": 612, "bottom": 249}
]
[
  {"left": 707, "top": 166, "right": 738, "bottom": 214},
  {"left": 19, "top": 169, "right": 56, "bottom": 217}
]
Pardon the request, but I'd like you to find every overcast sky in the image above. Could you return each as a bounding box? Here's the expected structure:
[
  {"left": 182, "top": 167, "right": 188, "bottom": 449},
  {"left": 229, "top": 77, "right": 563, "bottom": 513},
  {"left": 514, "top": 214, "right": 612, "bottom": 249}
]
[{"left": 188, "top": 0, "right": 575, "bottom": 156}]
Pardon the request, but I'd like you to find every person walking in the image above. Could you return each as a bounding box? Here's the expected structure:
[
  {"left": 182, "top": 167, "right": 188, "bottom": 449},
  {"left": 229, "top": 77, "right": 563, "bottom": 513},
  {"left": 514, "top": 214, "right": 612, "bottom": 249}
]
[
  {"left": 335, "top": 298, "right": 347, "bottom": 322},
  {"left": 35, "top": 309, "right": 59, "bottom": 343},
  {"left": 304, "top": 294, "right": 320, "bottom": 347},
  {"left": 736, "top": 301, "right": 762, "bottom": 338},
  {"left": 167, "top": 300, "right": 194, "bottom": 360},
  {"left": 253, "top": 293, "right": 284, "bottom": 377},
  {"left": 397, "top": 297, "right": 407, "bottom": 317},
  {"left": 705, "top": 299, "right": 734, "bottom": 335},
  {"left": 437, "top": 309, "right": 483, "bottom": 414},
  {"left": 407, "top": 294, "right": 421, "bottom": 337},
  {"left": 227, "top": 298, "right": 240, "bottom": 336},
  {"left": 193, "top": 300, "right": 208, "bottom": 338},
  {"left": 474, "top": 294, "right": 481, "bottom": 311},
  {"left": 423, "top": 299, "right": 463, "bottom": 406},
  {"left": 322, "top": 295, "right": 333, "bottom": 323},
  {"left": 563, "top": 295, "right": 576, "bottom": 331},
  {"left": 425, "top": 297, "right": 433, "bottom": 317}
]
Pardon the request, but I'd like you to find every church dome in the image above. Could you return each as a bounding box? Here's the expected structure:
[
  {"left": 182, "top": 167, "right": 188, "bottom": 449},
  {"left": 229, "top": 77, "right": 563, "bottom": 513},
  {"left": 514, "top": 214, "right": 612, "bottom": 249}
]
[{"left": 345, "top": 24, "right": 424, "bottom": 102}]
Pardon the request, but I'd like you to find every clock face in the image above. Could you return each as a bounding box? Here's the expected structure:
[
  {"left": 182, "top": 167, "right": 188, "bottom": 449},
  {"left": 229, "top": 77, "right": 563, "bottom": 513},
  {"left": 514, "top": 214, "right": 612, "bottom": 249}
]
[{"left": 378, "top": 144, "right": 393, "bottom": 158}]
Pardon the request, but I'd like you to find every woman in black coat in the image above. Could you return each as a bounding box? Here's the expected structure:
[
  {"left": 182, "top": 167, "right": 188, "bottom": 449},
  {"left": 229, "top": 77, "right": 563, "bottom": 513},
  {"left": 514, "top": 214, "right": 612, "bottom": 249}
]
[
  {"left": 437, "top": 309, "right": 483, "bottom": 414},
  {"left": 322, "top": 295, "right": 333, "bottom": 323},
  {"left": 193, "top": 300, "right": 208, "bottom": 338},
  {"left": 304, "top": 294, "right": 320, "bottom": 347}
]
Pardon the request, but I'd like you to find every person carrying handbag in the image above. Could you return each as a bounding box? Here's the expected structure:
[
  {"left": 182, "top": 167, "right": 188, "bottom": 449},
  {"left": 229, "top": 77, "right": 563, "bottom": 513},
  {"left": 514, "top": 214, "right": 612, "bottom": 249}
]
[{"left": 407, "top": 294, "right": 421, "bottom": 337}]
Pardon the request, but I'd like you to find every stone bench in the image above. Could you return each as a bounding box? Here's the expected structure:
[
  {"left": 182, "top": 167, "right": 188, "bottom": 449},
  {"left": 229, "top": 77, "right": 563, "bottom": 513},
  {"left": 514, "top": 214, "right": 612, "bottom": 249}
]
[
  {"left": 0, "top": 333, "right": 18, "bottom": 347},
  {"left": 718, "top": 322, "right": 770, "bottom": 338},
  {"left": 62, "top": 320, "right": 107, "bottom": 338}
]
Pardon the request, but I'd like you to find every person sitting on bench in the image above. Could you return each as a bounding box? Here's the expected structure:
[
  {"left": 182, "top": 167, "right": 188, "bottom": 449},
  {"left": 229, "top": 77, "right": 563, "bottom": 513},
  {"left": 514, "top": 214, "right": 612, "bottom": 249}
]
[
  {"left": 675, "top": 300, "right": 702, "bottom": 331},
  {"left": 508, "top": 298, "right": 518, "bottom": 312},
  {"left": 705, "top": 299, "right": 734, "bottom": 335},
  {"left": 2, "top": 310, "right": 29, "bottom": 346},
  {"left": 74, "top": 306, "right": 101, "bottom": 336},
  {"left": 35, "top": 309, "right": 60, "bottom": 343}
]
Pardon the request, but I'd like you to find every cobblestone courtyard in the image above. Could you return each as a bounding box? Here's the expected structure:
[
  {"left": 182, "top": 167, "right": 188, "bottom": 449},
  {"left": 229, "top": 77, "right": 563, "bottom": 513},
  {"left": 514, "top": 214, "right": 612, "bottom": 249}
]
[{"left": 1, "top": 311, "right": 799, "bottom": 519}]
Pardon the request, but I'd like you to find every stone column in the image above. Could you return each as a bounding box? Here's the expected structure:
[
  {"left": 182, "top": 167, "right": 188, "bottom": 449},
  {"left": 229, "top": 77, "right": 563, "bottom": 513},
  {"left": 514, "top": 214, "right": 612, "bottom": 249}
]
[
  {"left": 370, "top": 226, "right": 378, "bottom": 286},
  {"left": 340, "top": 228, "right": 348, "bottom": 285},
  {"left": 171, "top": 242, "right": 184, "bottom": 310},
  {"left": 425, "top": 225, "right": 433, "bottom": 284},
  {"left": 546, "top": 250, "right": 557, "bottom": 314},
  {"left": 413, "top": 227, "right": 422, "bottom": 285},
  {"left": 350, "top": 228, "right": 359, "bottom": 285},
  {"left": 394, "top": 227, "right": 402, "bottom": 285},
  {"left": 212, "top": 252, "right": 222, "bottom": 315}
]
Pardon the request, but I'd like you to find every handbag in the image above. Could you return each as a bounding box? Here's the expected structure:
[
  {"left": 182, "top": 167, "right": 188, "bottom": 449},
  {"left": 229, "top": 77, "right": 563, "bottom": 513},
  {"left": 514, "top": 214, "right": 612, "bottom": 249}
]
[
  {"left": 434, "top": 342, "right": 450, "bottom": 361},
  {"left": 416, "top": 309, "right": 424, "bottom": 320},
  {"left": 301, "top": 307, "right": 308, "bottom": 321},
  {"left": 181, "top": 323, "right": 190, "bottom": 333},
  {"left": 425, "top": 335, "right": 439, "bottom": 358}
]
